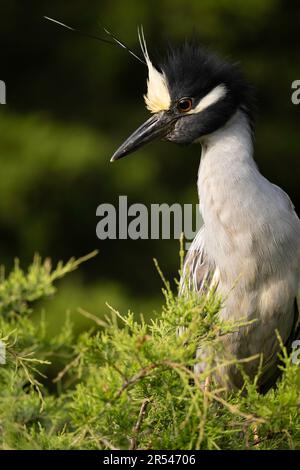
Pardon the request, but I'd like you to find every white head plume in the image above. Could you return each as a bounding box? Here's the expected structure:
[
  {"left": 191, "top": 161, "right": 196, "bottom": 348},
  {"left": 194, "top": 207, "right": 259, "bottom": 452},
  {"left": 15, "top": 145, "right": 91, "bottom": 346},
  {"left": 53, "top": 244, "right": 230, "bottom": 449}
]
[{"left": 138, "top": 27, "right": 171, "bottom": 113}]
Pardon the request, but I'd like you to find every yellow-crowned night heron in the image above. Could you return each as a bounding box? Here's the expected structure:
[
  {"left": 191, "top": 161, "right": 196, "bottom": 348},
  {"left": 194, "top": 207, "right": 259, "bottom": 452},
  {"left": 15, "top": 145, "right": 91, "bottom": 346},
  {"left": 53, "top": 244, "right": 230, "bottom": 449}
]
[{"left": 111, "top": 32, "right": 300, "bottom": 392}]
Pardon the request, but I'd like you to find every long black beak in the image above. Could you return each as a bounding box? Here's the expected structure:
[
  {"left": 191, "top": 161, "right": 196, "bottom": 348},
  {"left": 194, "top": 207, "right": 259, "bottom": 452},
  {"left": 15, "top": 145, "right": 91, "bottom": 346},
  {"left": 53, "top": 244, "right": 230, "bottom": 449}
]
[{"left": 110, "top": 111, "right": 176, "bottom": 162}]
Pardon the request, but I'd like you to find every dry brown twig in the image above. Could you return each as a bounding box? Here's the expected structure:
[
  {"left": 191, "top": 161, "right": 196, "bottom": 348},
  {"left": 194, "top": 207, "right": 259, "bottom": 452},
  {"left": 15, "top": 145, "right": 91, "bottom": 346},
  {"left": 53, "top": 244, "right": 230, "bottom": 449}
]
[
  {"left": 115, "top": 363, "right": 159, "bottom": 399},
  {"left": 130, "top": 398, "right": 151, "bottom": 450}
]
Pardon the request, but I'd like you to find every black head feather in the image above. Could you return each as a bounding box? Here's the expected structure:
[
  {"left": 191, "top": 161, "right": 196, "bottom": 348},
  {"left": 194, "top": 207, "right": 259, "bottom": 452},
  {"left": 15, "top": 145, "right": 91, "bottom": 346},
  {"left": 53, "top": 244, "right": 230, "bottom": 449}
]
[
  {"left": 156, "top": 42, "right": 255, "bottom": 142},
  {"left": 161, "top": 42, "right": 254, "bottom": 116}
]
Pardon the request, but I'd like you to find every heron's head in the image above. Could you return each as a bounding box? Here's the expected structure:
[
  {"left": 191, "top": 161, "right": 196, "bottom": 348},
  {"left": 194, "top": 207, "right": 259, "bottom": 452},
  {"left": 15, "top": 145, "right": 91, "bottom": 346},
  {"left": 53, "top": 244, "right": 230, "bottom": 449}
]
[{"left": 111, "top": 33, "right": 253, "bottom": 162}]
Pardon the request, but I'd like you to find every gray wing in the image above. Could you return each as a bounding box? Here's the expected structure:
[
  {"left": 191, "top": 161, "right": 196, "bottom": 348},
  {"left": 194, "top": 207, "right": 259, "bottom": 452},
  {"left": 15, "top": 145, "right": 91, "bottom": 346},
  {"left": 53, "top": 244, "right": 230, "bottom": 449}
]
[
  {"left": 180, "top": 226, "right": 216, "bottom": 295},
  {"left": 259, "top": 299, "right": 300, "bottom": 394},
  {"left": 294, "top": 295, "right": 300, "bottom": 342}
]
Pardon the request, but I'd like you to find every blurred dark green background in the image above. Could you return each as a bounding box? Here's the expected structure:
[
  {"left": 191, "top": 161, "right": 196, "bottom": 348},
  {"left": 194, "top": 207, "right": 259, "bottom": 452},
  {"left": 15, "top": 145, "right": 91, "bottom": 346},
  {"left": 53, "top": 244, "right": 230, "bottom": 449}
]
[{"left": 1, "top": 0, "right": 299, "bottom": 334}]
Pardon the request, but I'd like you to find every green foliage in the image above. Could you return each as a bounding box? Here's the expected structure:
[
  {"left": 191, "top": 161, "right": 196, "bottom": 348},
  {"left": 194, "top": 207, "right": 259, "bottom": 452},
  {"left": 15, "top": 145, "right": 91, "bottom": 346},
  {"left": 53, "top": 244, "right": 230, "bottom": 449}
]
[{"left": 0, "top": 254, "right": 300, "bottom": 450}]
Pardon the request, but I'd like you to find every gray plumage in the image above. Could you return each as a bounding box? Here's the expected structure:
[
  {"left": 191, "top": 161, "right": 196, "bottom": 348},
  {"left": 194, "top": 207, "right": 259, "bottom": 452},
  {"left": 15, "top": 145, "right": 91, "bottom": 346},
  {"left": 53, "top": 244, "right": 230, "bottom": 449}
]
[{"left": 181, "top": 111, "right": 300, "bottom": 391}]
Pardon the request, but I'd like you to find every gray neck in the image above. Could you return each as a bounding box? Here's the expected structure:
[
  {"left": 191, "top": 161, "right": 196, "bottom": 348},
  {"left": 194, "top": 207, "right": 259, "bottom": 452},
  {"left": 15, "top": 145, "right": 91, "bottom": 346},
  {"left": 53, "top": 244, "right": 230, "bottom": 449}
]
[
  {"left": 198, "top": 110, "right": 257, "bottom": 223},
  {"left": 197, "top": 110, "right": 265, "bottom": 281},
  {"left": 196, "top": 109, "right": 300, "bottom": 290}
]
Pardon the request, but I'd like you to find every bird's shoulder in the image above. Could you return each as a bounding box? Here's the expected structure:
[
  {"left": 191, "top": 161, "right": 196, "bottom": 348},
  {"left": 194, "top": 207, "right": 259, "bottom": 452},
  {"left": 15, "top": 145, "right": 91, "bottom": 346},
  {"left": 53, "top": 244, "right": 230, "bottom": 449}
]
[{"left": 271, "top": 183, "right": 298, "bottom": 216}]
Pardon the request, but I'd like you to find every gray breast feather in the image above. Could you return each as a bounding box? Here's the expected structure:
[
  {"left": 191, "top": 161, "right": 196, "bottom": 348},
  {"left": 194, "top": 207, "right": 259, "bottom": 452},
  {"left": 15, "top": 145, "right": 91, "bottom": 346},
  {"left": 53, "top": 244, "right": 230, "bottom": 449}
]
[{"left": 180, "top": 226, "right": 216, "bottom": 294}]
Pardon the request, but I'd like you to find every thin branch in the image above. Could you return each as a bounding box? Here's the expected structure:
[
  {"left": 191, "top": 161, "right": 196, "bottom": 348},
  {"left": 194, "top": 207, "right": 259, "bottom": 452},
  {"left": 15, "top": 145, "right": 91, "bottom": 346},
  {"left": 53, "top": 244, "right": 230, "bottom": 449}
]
[
  {"left": 53, "top": 352, "right": 83, "bottom": 383},
  {"left": 77, "top": 307, "right": 109, "bottom": 328},
  {"left": 98, "top": 437, "right": 118, "bottom": 450},
  {"left": 130, "top": 398, "right": 151, "bottom": 450},
  {"left": 115, "top": 364, "right": 158, "bottom": 399}
]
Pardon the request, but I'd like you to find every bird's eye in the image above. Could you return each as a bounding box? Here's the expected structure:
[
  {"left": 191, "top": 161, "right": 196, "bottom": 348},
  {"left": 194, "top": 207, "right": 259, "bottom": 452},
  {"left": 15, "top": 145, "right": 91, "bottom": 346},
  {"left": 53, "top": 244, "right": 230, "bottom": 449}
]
[{"left": 177, "top": 98, "right": 193, "bottom": 113}]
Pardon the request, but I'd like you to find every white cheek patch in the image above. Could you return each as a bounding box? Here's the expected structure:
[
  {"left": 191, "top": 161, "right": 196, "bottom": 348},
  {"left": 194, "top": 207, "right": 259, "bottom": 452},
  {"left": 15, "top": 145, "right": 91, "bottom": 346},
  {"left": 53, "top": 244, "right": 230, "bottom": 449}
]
[
  {"left": 138, "top": 27, "right": 171, "bottom": 114},
  {"left": 188, "top": 84, "right": 227, "bottom": 114}
]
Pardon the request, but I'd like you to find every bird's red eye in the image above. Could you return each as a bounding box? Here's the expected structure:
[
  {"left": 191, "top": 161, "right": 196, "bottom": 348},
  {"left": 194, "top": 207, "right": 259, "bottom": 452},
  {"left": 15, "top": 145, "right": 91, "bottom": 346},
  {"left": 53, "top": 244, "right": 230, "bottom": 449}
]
[{"left": 177, "top": 98, "right": 193, "bottom": 113}]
